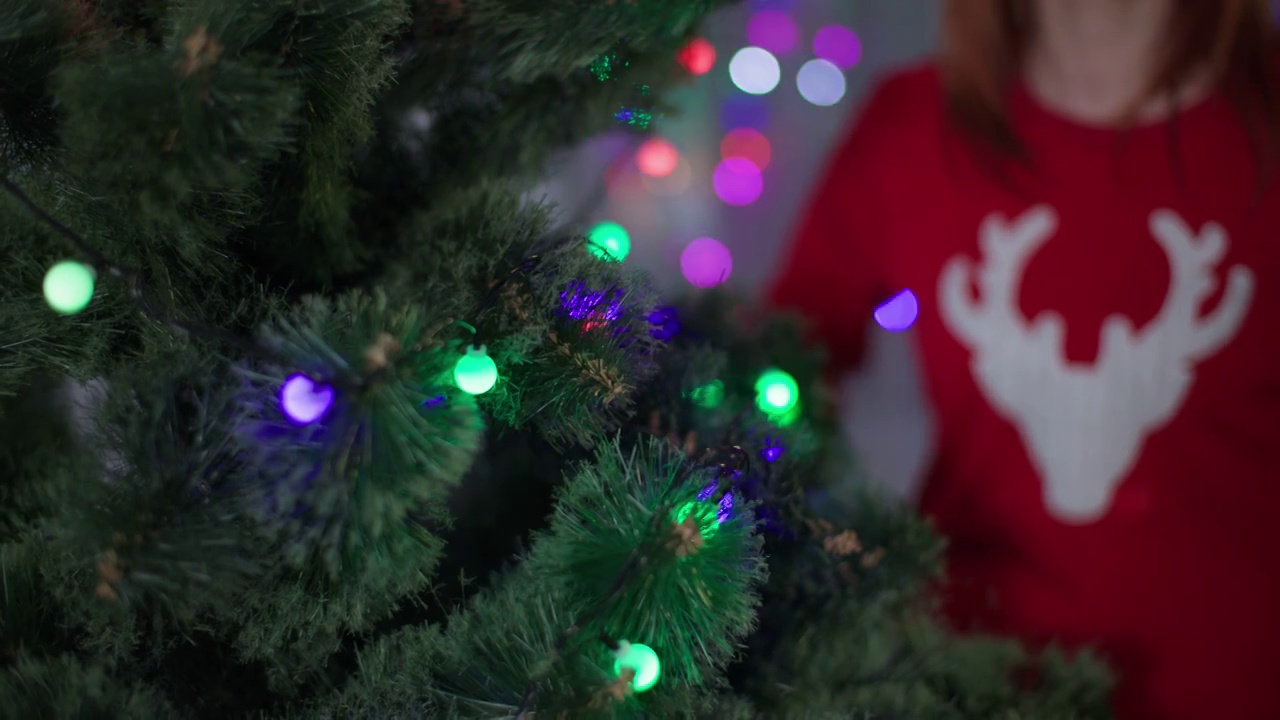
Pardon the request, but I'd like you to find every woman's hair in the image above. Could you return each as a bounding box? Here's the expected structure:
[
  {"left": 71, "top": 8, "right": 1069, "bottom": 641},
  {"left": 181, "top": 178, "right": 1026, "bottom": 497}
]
[{"left": 940, "top": 0, "right": 1280, "bottom": 158}]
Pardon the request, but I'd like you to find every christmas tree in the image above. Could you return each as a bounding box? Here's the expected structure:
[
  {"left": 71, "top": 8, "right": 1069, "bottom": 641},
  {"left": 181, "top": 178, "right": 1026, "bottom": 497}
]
[{"left": 0, "top": 2, "right": 1113, "bottom": 717}]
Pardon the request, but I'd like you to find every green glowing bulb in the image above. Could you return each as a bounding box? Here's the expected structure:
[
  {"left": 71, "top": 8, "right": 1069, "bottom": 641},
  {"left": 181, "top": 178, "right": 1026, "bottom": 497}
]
[
  {"left": 43, "top": 260, "right": 95, "bottom": 315},
  {"left": 754, "top": 368, "right": 799, "bottom": 415},
  {"left": 613, "top": 641, "right": 661, "bottom": 693},
  {"left": 454, "top": 345, "right": 498, "bottom": 395},
  {"left": 673, "top": 500, "right": 720, "bottom": 539},
  {"left": 587, "top": 221, "right": 631, "bottom": 262},
  {"left": 687, "top": 379, "right": 724, "bottom": 409}
]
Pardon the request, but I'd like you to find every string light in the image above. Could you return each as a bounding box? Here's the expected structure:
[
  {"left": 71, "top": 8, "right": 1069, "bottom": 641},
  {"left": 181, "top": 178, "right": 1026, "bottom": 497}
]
[
  {"left": 279, "top": 374, "right": 335, "bottom": 425},
  {"left": 754, "top": 368, "right": 798, "bottom": 416},
  {"left": 677, "top": 37, "right": 716, "bottom": 75},
  {"left": 43, "top": 260, "right": 95, "bottom": 315},
  {"left": 813, "top": 25, "right": 862, "bottom": 69},
  {"left": 712, "top": 157, "right": 763, "bottom": 206},
  {"left": 746, "top": 10, "right": 799, "bottom": 55},
  {"left": 728, "top": 46, "right": 781, "bottom": 95},
  {"left": 454, "top": 345, "right": 498, "bottom": 395},
  {"left": 612, "top": 641, "right": 662, "bottom": 692},
  {"left": 874, "top": 290, "right": 919, "bottom": 332},
  {"left": 680, "top": 237, "right": 733, "bottom": 288},
  {"left": 586, "top": 221, "right": 632, "bottom": 262},
  {"left": 797, "top": 58, "right": 847, "bottom": 106},
  {"left": 636, "top": 138, "right": 679, "bottom": 178}
]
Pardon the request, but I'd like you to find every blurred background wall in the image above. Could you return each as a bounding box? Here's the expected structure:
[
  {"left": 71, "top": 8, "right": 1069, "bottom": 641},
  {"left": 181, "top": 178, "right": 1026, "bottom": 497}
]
[{"left": 542, "top": 0, "right": 943, "bottom": 500}]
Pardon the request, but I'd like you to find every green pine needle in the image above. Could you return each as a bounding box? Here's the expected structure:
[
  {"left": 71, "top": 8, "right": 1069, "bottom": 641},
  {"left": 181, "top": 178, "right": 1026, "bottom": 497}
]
[
  {"left": 533, "top": 436, "right": 767, "bottom": 687},
  {"left": 42, "top": 361, "right": 260, "bottom": 626},
  {"left": 238, "top": 289, "right": 484, "bottom": 582},
  {"left": 481, "top": 242, "right": 665, "bottom": 447},
  {"left": 0, "top": 653, "right": 176, "bottom": 719}
]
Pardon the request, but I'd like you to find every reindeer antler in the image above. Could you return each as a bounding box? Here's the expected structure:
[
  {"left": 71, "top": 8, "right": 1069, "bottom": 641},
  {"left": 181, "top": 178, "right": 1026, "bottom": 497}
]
[
  {"left": 939, "top": 205, "right": 1058, "bottom": 349},
  {"left": 1126, "top": 210, "right": 1255, "bottom": 363}
]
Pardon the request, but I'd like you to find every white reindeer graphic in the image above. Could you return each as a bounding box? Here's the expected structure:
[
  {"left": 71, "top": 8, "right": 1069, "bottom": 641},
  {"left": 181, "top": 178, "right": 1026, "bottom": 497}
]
[{"left": 938, "top": 205, "right": 1255, "bottom": 523}]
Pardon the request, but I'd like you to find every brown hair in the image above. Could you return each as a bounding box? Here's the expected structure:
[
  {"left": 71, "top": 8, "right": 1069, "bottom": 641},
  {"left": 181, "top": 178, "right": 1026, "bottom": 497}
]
[{"left": 940, "top": 0, "right": 1280, "bottom": 159}]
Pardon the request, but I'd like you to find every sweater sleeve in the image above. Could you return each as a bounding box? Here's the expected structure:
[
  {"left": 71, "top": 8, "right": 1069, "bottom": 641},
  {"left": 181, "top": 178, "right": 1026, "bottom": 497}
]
[{"left": 768, "top": 80, "right": 896, "bottom": 374}]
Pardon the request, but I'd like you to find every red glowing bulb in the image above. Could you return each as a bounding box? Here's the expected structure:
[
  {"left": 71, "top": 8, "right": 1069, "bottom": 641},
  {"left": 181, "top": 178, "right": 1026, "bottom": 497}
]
[
  {"left": 677, "top": 38, "right": 716, "bottom": 76},
  {"left": 636, "top": 138, "right": 680, "bottom": 178}
]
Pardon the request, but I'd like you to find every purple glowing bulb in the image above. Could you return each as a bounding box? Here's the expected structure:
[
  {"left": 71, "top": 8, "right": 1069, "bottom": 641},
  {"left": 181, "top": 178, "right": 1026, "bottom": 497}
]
[
  {"left": 279, "top": 374, "right": 334, "bottom": 425},
  {"left": 762, "top": 444, "right": 785, "bottom": 463},
  {"left": 874, "top": 290, "right": 919, "bottom": 332},
  {"left": 680, "top": 237, "right": 734, "bottom": 288},
  {"left": 712, "top": 157, "right": 764, "bottom": 206},
  {"left": 813, "top": 25, "right": 862, "bottom": 70},
  {"left": 746, "top": 10, "right": 799, "bottom": 55}
]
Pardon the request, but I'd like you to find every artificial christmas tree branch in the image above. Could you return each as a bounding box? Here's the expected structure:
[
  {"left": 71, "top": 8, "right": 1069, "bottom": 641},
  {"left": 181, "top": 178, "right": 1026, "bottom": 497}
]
[
  {"left": 511, "top": 451, "right": 738, "bottom": 716},
  {"left": 1, "top": 174, "right": 282, "bottom": 366},
  {"left": 0, "top": 1, "right": 1113, "bottom": 716}
]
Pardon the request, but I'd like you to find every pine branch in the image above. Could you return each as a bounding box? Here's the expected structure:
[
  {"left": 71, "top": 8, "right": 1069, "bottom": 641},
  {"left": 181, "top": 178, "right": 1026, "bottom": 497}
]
[
  {"left": 509, "top": 469, "right": 691, "bottom": 717},
  {"left": 1, "top": 175, "right": 281, "bottom": 365}
]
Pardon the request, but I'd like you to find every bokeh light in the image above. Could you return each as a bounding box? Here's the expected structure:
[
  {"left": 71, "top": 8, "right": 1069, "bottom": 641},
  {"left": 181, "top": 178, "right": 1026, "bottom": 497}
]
[
  {"left": 677, "top": 37, "right": 716, "bottom": 75},
  {"left": 720, "top": 95, "right": 769, "bottom": 131},
  {"left": 636, "top": 138, "right": 679, "bottom": 178},
  {"left": 796, "top": 59, "right": 847, "bottom": 106},
  {"left": 728, "top": 46, "right": 781, "bottom": 95},
  {"left": 874, "top": 289, "right": 919, "bottom": 332},
  {"left": 680, "top": 237, "right": 733, "bottom": 288},
  {"left": 746, "top": 10, "right": 799, "bottom": 55},
  {"left": 712, "top": 157, "right": 763, "bottom": 206},
  {"left": 813, "top": 25, "right": 862, "bottom": 69},
  {"left": 720, "top": 128, "right": 772, "bottom": 170},
  {"left": 754, "top": 368, "right": 799, "bottom": 416},
  {"left": 587, "top": 221, "right": 632, "bottom": 262}
]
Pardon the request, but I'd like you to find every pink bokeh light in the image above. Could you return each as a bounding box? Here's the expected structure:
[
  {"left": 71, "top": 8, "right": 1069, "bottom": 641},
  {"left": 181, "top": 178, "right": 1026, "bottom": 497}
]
[
  {"left": 712, "top": 157, "right": 763, "bottom": 206},
  {"left": 680, "top": 237, "right": 734, "bottom": 288},
  {"left": 747, "top": 10, "right": 799, "bottom": 55},
  {"left": 813, "top": 25, "right": 862, "bottom": 70}
]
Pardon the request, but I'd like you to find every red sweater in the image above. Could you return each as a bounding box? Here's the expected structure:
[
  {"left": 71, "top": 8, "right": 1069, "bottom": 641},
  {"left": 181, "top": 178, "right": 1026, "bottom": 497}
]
[{"left": 771, "top": 64, "right": 1280, "bottom": 719}]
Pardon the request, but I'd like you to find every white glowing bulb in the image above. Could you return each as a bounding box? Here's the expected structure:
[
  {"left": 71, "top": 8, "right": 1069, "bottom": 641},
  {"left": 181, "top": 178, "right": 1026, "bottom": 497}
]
[
  {"left": 797, "top": 59, "right": 846, "bottom": 107},
  {"left": 729, "top": 47, "right": 781, "bottom": 95}
]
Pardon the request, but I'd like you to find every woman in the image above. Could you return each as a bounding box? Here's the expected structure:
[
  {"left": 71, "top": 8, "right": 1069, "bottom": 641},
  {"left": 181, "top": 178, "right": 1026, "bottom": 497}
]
[{"left": 771, "top": 1, "right": 1279, "bottom": 717}]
